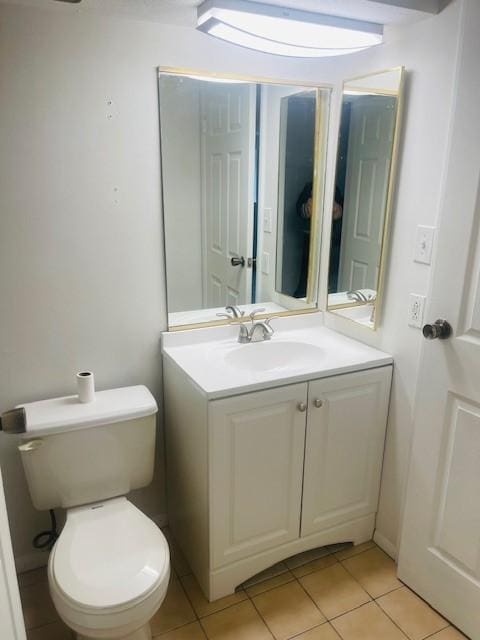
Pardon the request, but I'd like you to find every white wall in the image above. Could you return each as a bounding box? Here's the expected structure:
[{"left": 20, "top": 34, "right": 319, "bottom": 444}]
[
  {"left": 0, "top": 1, "right": 346, "bottom": 570},
  {"left": 319, "top": 2, "right": 462, "bottom": 556},
  {"left": 159, "top": 76, "right": 203, "bottom": 313},
  {"left": 0, "top": 0, "right": 462, "bottom": 569}
]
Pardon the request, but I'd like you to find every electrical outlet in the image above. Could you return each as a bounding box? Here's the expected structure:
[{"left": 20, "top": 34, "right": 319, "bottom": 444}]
[
  {"left": 262, "top": 252, "right": 270, "bottom": 275},
  {"left": 408, "top": 294, "right": 426, "bottom": 328},
  {"left": 414, "top": 225, "right": 435, "bottom": 264},
  {"left": 263, "top": 208, "right": 272, "bottom": 234}
]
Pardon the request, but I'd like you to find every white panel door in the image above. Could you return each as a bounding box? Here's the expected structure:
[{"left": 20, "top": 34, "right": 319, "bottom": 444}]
[
  {"left": 338, "top": 96, "right": 396, "bottom": 292},
  {"left": 399, "top": 3, "right": 480, "bottom": 638},
  {"left": 209, "top": 383, "right": 307, "bottom": 569},
  {"left": 301, "top": 367, "right": 392, "bottom": 537},
  {"left": 201, "top": 83, "right": 256, "bottom": 308},
  {"left": 0, "top": 469, "right": 26, "bottom": 640}
]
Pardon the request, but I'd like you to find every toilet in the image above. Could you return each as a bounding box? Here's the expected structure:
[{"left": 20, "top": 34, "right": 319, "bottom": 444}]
[{"left": 18, "top": 385, "right": 170, "bottom": 640}]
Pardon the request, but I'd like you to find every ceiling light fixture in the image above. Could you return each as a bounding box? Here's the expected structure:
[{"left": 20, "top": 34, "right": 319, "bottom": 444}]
[{"left": 197, "top": 0, "right": 383, "bottom": 58}]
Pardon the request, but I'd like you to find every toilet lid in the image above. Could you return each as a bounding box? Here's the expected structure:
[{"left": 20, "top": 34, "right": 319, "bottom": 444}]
[{"left": 51, "top": 497, "right": 169, "bottom": 611}]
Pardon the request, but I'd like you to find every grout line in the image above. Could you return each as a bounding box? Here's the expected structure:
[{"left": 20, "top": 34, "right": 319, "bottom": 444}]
[
  {"left": 248, "top": 594, "right": 277, "bottom": 639},
  {"left": 369, "top": 599, "right": 411, "bottom": 639},
  {"left": 294, "top": 575, "right": 330, "bottom": 620},
  {"left": 376, "top": 590, "right": 451, "bottom": 640}
]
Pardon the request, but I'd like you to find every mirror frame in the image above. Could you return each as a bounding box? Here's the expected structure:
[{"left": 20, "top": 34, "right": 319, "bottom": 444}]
[
  {"left": 158, "top": 66, "right": 332, "bottom": 331},
  {"left": 324, "top": 66, "right": 406, "bottom": 330}
]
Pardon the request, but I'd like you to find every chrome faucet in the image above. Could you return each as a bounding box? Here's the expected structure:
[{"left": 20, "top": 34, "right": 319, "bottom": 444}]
[
  {"left": 236, "top": 308, "right": 276, "bottom": 344},
  {"left": 216, "top": 305, "right": 245, "bottom": 321},
  {"left": 347, "top": 290, "right": 376, "bottom": 303}
]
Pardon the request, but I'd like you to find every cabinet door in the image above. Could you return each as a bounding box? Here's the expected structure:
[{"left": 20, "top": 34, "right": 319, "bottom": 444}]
[
  {"left": 210, "top": 383, "right": 307, "bottom": 568},
  {"left": 301, "top": 367, "right": 392, "bottom": 537}
]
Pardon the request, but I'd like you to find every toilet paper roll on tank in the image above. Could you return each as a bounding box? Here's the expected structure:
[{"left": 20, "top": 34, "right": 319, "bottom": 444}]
[{"left": 76, "top": 371, "right": 95, "bottom": 403}]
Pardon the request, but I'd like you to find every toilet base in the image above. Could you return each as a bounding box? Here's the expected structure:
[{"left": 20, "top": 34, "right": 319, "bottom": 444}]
[{"left": 77, "top": 622, "right": 152, "bottom": 640}]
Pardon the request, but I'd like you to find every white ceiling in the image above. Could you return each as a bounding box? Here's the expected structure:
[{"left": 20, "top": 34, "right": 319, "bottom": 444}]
[{"left": 0, "top": 0, "right": 449, "bottom": 27}]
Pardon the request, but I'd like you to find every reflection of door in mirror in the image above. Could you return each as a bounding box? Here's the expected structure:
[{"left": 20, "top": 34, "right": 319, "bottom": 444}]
[
  {"left": 327, "top": 67, "right": 404, "bottom": 330},
  {"left": 159, "top": 75, "right": 256, "bottom": 317},
  {"left": 276, "top": 91, "right": 316, "bottom": 300},
  {"left": 200, "top": 83, "right": 256, "bottom": 309},
  {"left": 333, "top": 95, "right": 395, "bottom": 294}
]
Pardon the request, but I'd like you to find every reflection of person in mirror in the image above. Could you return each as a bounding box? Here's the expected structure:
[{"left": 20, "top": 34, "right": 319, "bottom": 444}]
[{"left": 294, "top": 183, "right": 343, "bottom": 298}]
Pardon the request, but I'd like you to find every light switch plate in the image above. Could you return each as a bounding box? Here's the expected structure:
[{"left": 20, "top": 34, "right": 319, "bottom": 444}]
[
  {"left": 408, "top": 293, "right": 426, "bottom": 328},
  {"left": 262, "top": 252, "right": 270, "bottom": 275},
  {"left": 263, "top": 208, "right": 272, "bottom": 234},
  {"left": 414, "top": 225, "right": 435, "bottom": 264}
]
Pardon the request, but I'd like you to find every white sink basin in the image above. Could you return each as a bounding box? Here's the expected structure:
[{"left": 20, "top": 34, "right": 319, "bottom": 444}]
[
  {"left": 225, "top": 341, "right": 324, "bottom": 372},
  {"left": 162, "top": 313, "right": 393, "bottom": 398}
]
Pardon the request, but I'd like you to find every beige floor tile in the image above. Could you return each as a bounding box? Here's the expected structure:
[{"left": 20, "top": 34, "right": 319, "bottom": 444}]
[
  {"left": 150, "top": 579, "right": 196, "bottom": 636},
  {"left": 428, "top": 628, "right": 469, "bottom": 639},
  {"left": 245, "top": 571, "right": 295, "bottom": 597},
  {"left": 27, "top": 621, "right": 73, "bottom": 640},
  {"left": 20, "top": 581, "right": 60, "bottom": 629},
  {"left": 342, "top": 547, "right": 401, "bottom": 598},
  {"left": 253, "top": 580, "right": 325, "bottom": 640},
  {"left": 181, "top": 574, "right": 247, "bottom": 618},
  {"left": 242, "top": 562, "right": 289, "bottom": 588},
  {"left": 299, "top": 563, "right": 370, "bottom": 620},
  {"left": 292, "top": 554, "right": 338, "bottom": 578},
  {"left": 18, "top": 567, "right": 48, "bottom": 588},
  {"left": 377, "top": 586, "right": 448, "bottom": 640},
  {"left": 200, "top": 600, "right": 273, "bottom": 640},
  {"left": 154, "top": 621, "right": 207, "bottom": 639},
  {"left": 334, "top": 542, "right": 376, "bottom": 561},
  {"left": 285, "top": 546, "right": 331, "bottom": 570},
  {"left": 331, "top": 601, "right": 408, "bottom": 640},
  {"left": 294, "top": 623, "right": 342, "bottom": 640}
]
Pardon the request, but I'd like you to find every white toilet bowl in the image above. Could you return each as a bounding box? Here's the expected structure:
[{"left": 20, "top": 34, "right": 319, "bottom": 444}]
[{"left": 48, "top": 497, "right": 170, "bottom": 640}]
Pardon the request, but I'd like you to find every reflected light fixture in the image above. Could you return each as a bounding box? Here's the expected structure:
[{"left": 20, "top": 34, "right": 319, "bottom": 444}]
[{"left": 197, "top": 0, "right": 383, "bottom": 58}]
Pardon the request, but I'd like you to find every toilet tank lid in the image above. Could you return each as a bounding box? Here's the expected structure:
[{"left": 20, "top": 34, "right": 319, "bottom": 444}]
[{"left": 17, "top": 385, "right": 158, "bottom": 437}]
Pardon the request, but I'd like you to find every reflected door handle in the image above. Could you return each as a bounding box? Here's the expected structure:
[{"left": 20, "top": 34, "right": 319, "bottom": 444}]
[
  {"left": 422, "top": 319, "right": 452, "bottom": 340},
  {"left": 230, "top": 256, "right": 245, "bottom": 267}
]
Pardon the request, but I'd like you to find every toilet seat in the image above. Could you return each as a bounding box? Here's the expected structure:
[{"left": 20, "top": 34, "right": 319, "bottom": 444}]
[{"left": 49, "top": 497, "right": 170, "bottom": 616}]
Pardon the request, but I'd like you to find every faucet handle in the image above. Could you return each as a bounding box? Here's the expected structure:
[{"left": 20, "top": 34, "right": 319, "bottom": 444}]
[
  {"left": 225, "top": 305, "right": 245, "bottom": 318},
  {"left": 216, "top": 312, "right": 234, "bottom": 321},
  {"left": 249, "top": 308, "right": 266, "bottom": 322},
  {"left": 264, "top": 316, "right": 279, "bottom": 326}
]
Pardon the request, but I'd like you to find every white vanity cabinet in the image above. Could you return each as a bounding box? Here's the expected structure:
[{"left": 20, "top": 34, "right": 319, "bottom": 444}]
[
  {"left": 164, "top": 354, "right": 392, "bottom": 602},
  {"left": 210, "top": 383, "right": 308, "bottom": 569},
  {"left": 301, "top": 368, "right": 392, "bottom": 537}
]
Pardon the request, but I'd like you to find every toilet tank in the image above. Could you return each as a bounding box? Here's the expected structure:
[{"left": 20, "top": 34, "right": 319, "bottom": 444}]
[{"left": 18, "top": 386, "right": 158, "bottom": 511}]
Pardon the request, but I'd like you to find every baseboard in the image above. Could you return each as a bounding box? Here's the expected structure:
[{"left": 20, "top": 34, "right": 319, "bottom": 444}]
[{"left": 373, "top": 530, "right": 398, "bottom": 560}]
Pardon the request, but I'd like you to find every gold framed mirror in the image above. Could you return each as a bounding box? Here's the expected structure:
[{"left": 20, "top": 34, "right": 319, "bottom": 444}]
[
  {"left": 326, "top": 67, "right": 405, "bottom": 329},
  {"left": 157, "top": 68, "right": 331, "bottom": 330}
]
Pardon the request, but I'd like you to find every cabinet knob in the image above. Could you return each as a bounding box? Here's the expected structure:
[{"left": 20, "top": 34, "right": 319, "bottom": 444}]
[
  {"left": 313, "top": 398, "right": 323, "bottom": 408},
  {"left": 297, "top": 402, "right": 307, "bottom": 412}
]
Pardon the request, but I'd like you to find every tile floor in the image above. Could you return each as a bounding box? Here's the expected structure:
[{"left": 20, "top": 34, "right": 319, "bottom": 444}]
[{"left": 19, "top": 536, "right": 469, "bottom": 640}]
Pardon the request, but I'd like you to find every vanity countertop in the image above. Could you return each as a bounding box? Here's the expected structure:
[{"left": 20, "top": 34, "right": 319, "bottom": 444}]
[{"left": 161, "top": 313, "right": 393, "bottom": 399}]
